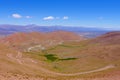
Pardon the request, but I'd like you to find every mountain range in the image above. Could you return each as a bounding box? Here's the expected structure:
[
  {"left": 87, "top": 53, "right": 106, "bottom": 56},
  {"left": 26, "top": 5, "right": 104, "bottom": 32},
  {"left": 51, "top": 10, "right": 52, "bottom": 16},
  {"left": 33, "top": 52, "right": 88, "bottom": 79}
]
[{"left": 0, "top": 24, "right": 111, "bottom": 38}]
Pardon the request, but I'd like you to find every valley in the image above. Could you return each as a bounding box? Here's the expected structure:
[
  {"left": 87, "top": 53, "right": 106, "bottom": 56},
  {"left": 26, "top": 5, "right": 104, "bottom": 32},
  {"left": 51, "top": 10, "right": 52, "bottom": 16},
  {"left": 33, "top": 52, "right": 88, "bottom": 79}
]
[{"left": 0, "top": 31, "right": 120, "bottom": 80}]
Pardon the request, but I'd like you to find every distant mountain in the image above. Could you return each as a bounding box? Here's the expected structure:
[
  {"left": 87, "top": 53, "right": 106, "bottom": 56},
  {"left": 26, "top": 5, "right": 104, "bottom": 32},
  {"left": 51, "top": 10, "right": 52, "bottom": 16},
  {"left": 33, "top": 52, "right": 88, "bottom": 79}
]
[
  {"left": 91, "top": 31, "right": 120, "bottom": 44},
  {"left": 0, "top": 24, "right": 109, "bottom": 32},
  {"left": 0, "top": 24, "right": 111, "bottom": 38}
]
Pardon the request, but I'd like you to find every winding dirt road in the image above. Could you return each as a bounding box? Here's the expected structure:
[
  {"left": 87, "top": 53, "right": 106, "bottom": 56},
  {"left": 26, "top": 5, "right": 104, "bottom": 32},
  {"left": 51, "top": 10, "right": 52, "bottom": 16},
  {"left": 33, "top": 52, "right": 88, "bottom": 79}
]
[
  {"left": 6, "top": 52, "right": 115, "bottom": 76},
  {"left": 37, "top": 64, "right": 115, "bottom": 76},
  {"left": 7, "top": 52, "right": 37, "bottom": 64}
]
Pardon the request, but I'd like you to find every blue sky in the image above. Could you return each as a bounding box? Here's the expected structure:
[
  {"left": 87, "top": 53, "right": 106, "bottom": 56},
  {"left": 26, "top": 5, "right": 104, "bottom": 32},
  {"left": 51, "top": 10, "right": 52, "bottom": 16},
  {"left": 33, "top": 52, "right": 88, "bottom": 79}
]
[{"left": 0, "top": 0, "right": 120, "bottom": 30}]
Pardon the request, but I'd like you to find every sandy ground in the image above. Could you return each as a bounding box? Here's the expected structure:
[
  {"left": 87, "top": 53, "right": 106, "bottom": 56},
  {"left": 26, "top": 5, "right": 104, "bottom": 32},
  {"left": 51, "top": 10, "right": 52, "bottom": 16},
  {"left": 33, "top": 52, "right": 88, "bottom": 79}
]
[
  {"left": 6, "top": 53, "right": 115, "bottom": 76},
  {"left": 5, "top": 51, "right": 119, "bottom": 80},
  {"left": 0, "top": 73, "right": 120, "bottom": 80}
]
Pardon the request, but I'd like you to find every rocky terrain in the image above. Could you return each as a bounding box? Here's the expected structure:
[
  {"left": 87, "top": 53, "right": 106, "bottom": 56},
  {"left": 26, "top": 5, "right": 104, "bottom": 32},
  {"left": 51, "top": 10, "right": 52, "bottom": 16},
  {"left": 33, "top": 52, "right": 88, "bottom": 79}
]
[{"left": 0, "top": 31, "right": 120, "bottom": 80}]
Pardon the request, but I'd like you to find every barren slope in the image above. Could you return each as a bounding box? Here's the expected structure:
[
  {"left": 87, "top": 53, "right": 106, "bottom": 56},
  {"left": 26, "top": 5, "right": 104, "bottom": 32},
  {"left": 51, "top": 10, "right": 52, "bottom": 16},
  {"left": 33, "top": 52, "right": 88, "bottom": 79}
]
[{"left": 0, "top": 31, "right": 120, "bottom": 80}]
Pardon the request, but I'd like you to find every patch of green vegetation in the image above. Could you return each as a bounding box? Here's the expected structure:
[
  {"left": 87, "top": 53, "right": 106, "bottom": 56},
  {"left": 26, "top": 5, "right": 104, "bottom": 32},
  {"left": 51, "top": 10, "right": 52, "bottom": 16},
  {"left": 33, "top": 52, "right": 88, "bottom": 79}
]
[
  {"left": 59, "top": 44, "right": 83, "bottom": 48},
  {"left": 59, "top": 44, "right": 74, "bottom": 47},
  {"left": 46, "top": 44, "right": 83, "bottom": 51},
  {"left": 44, "top": 53, "right": 77, "bottom": 62},
  {"left": 47, "top": 46, "right": 58, "bottom": 50},
  {"left": 59, "top": 58, "right": 77, "bottom": 61},
  {"left": 44, "top": 54, "right": 59, "bottom": 62}
]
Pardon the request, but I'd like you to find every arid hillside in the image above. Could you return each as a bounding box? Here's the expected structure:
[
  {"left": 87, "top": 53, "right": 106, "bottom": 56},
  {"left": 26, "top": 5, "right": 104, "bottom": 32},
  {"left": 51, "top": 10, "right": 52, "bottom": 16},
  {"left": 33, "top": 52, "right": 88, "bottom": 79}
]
[
  {"left": 0, "top": 31, "right": 120, "bottom": 80},
  {"left": 91, "top": 31, "right": 120, "bottom": 44},
  {"left": 0, "top": 31, "right": 83, "bottom": 51}
]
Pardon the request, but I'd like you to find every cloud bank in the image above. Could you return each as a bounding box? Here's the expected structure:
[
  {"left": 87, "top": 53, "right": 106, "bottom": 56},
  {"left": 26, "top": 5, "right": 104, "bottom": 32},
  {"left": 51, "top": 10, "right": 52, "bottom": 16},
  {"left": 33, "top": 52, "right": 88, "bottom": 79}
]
[
  {"left": 43, "top": 16, "right": 69, "bottom": 20},
  {"left": 63, "top": 16, "right": 69, "bottom": 19},
  {"left": 43, "top": 16, "right": 54, "bottom": 20},
  {"left": 12, "top": 13, "right": 32, "bottom": 19},
  {"left": 12, "top": 14, "right": 22, "bottom": 18}
]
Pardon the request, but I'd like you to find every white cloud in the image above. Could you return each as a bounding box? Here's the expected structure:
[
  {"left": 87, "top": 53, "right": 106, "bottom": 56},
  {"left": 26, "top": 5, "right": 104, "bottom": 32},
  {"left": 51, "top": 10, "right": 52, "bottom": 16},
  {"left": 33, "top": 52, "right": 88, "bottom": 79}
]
[
  {"left": 12, "top": 14, "right": 22, "bottom": 18},
  {"left": 43, "top": 16, "right": 54, "bottom": 20},
  {"left": 26, "top": 16, "right": 32, "bottom": 18},
  {"left": 63, "top": 16, "right": 69, "bottom": 20},
  {"left": 43, "top": 16, "right": 69, "bottom": 20}
]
